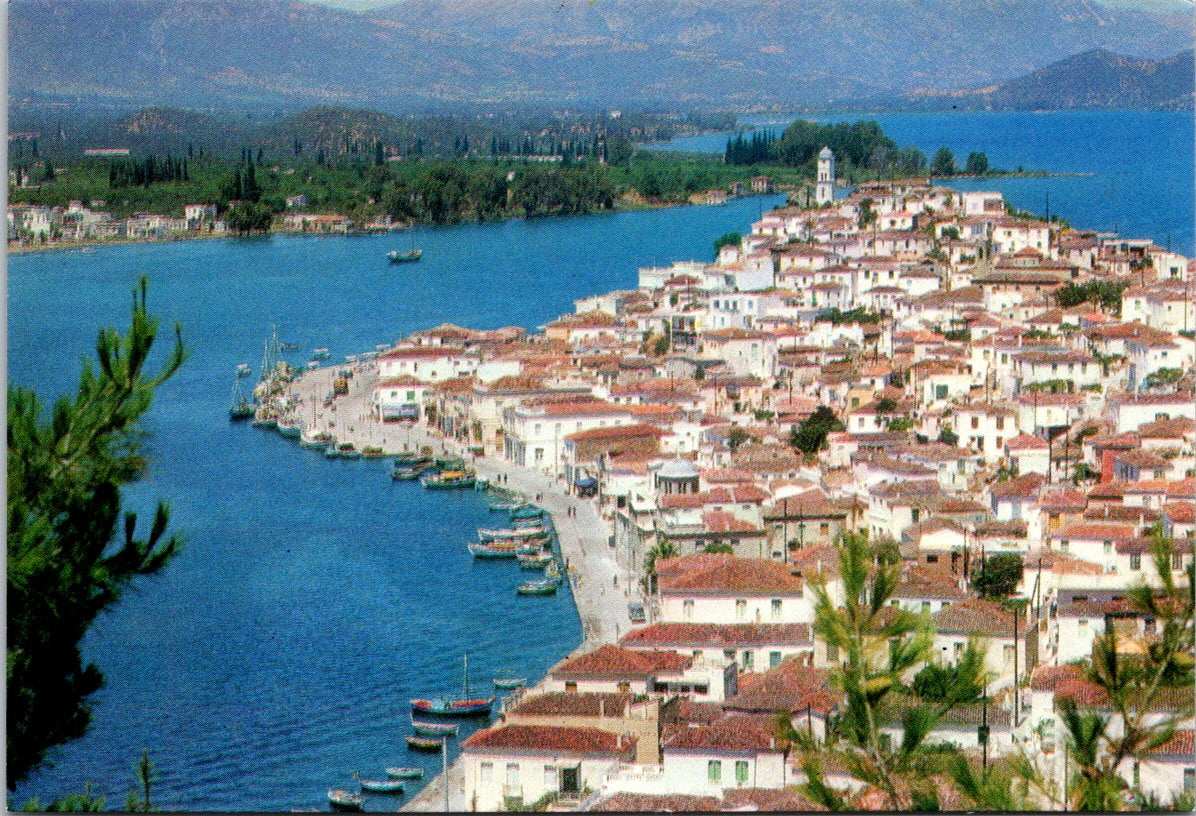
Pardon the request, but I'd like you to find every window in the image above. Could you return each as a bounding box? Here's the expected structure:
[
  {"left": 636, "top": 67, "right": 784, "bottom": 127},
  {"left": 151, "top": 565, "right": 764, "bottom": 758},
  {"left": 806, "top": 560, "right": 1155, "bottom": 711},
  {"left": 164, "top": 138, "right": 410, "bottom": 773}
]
[
  {"left": 1004, "top": 644, "right": 1015, "bottom": 667},
  {"left": 735, "top": 760, "right": 750, "bottom": 785},
  {"left": 1103, "top": 541, "right": 1112, "bottom": 555},
  {"left": 565, "top": 681, "right": 577, "bottom": 692},
  {"left": 954, "top": 642, "right": 964, "bottom": 660},
  {"left": 971, "top": 416, "right": 980, "bottom": 430},
  {"left": 724, "top": 649, "right": 737, "bottom": 663},
  {"left": 480, "top": 762, "right": 493, "bottom": 785},
  {"left": 1174, "top": 553, "right": 1184, "bottom": 571},
  {"left": 1130, "top": 553, "right": 1141, "bottom": 571},
  {"left": 926, "top": 554, "right": 939, "bottom": 563},
  {"left": 1078, "top": 619, "right": 1088, "bottom": 630},
  {"left": 996, "top": 417, "right": 1005, "bottom": 431},
  {"left": 820, "top": 522, "right": 830, "bottom": 535},
  {"left": 1061, "top": 540, "right": 1070, "bottom": 552},
  {"left": 708, "top": 760, "right": 722, "bottom": 784},
  {"left": 736, "top": 599, "right": 747, "bottom": 620},
  {"left": 742, "top": 651, "right": 754, "bottom": 670},
  {"left": 770, "top": 651, "right": 782, "bottom": 669},
  {"left": 935, "top": 384, "right": 948, "bottom": 400},
  {"left": 921, "top": 601, "right": 931, "bottom": 613},
  {"left": 1185, "top": 768, "right": 1195, "bottom": 794},
  {"left": 771, "top": 599, "right": 782, "bottom": 620},
  {"left": 617, "top": 681, "right": 630, "bottom": 694},
  {"left": 683, "top": 600, "right": 694, "bottom": 620},
  {"left": 506, "top": 763, "right": 520, "bottom": 786}
]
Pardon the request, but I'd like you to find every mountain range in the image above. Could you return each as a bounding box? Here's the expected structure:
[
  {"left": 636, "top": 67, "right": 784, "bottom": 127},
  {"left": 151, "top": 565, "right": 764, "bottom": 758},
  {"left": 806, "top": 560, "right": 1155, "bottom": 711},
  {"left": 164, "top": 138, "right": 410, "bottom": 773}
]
[{"left": 10, "top": 0, "right": 1195, "bottom": 112}]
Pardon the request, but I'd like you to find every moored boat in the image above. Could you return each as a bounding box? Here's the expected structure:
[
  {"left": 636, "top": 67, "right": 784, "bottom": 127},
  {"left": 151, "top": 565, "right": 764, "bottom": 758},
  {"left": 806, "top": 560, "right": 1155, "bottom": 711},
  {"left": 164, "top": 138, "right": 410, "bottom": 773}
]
[
  {"left": 356, "top": 775, "right": 404, "bottom": 794},
  {"left": 478, "top": 525, "right": 544, "bottom": 541},
  {"left": 327, "top": 789, "right": 364, "bottom": 812},
  {"left": 517, "top": 579, "right": 559, "bottom": 596},
  {"left": 277, "top": 419, "right": 302, "bottom": 438},
  {"left": 312, "top": 348, "right": 331, "bottom": 360},
  {"left": 509, "top": 505, "right": 543, "bottom": 520},
  {"left": 336, "top": 442, "right": 361, "bottom": 459},
  {"left": 300, "top": 428, "right": 331, "bottom": 449},
  {"left": 410, "top": 654, "right": 495, "bottom": 717},
  {"left": 411, "top": 720, "right": 459, "bottom": 737},
  {"left": 422, "top": 470, "right": 476, "bottom": 489},
  {"left": 405, "top": 735, "right": 443, "bottom": 751},
  {"left": 467, "top": 541, "right": 519, "bottom": 559},
  {"left": 236, "top": 363, "right": 252, "bottom": 377},
  {"left": 361, "top": 446, "right": 386, "bottom": 459},
  {"left": 385, "top": 767, "right": 424, "bottom": 780},
  {"left": 492, "top": 673, "right": 526, "bottom": 690},
  {"left": 391, "top": 467, "right": 421, "bottom": 480},
  {"left": 517, "top": 553, "right": 554, "bottom": 569}
]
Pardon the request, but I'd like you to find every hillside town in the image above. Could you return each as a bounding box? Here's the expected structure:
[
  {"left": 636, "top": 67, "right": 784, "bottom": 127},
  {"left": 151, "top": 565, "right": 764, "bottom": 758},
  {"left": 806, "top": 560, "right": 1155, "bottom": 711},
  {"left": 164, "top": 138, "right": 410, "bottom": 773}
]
[{"left": 268, "top": 150, "right": 1194, "bottom": 812}]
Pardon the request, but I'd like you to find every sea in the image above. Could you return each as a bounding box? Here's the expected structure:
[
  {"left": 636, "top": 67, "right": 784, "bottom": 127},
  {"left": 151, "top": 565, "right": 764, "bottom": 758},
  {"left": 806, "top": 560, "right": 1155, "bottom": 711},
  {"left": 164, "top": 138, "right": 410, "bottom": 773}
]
[{"left": 7, "top": 109, "right": 1192, "bottom": 811}]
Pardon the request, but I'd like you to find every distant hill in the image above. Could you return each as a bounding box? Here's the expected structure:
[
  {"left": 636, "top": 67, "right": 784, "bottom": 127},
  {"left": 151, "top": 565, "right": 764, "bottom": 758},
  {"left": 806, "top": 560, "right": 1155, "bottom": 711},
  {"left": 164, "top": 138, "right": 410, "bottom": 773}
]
[
  {"left": 10, "top": 0, "right": 1194, "bottom": 112},
  {"left": 899, "top": 48, "right": 1195, "bottom": 110}
]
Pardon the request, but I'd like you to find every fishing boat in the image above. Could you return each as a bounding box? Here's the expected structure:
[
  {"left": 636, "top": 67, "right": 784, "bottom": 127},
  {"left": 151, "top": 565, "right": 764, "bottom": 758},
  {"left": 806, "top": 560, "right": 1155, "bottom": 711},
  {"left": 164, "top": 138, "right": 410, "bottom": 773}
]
[
  {"left": 236, "top": 363, "right": 252, "bottom": 377},
  {"left": 327, "top": 789, "right": 364, "bottom": 812},
  {"left": 509, "top": 505, "right": 543, "bottom": 520},
  {"left": 517, "top": 579, "right": 559, "bottom": 596},
  {"left": 422, "top": 470, "right": 476, "bottom": 489},
  {"left": 385, "top": 768, "right": 424, "bottom": 780},
  {"left": 410, "top": 654, "right": 495, "bottom": 717},
  {"left": 387, "top": 249, "right": 423, "bottom": 264},
  {"left": 492, "top": 673, "right": 526, "bottom": 690},
  {"left": 405, "top": 735, "right": 443, "bottom": 751},
  {"left": 229, "top": 373, "right": 256, "bottom": 421},
  {"left": 356, "top": 775, "right": 404, "bottom": 794},
  {"left": 312, "top": 348, "right": 331, "bottom": 360},
  {"left": 280, "top": 341, "right": 300, "bottom": 351},
  {"left": 391, "top": 467, "right": 421, "bottom": 480},
  {"left": 300, "top": 428, "right": 331, "bottom": 449},
  {"left": 435, "top": 456, "right": 465, "bottom": 470},
  {"left": 467, "top": 541, "right": 519, "bottom": 559},
  {"left": 518, "top": 553, "right": 554, "bottom": 570},
  {"left": 394, "top": 454, "right": 433, "bottom": 468},
  {"left": 487, "top": 500, "right": 522, "bottom": 512},
  {"left": 478, "top": 526, "right": 544, "bottom": 541},
  {"left": 411, "top": 720, "right": 459, "bottom": 737}
]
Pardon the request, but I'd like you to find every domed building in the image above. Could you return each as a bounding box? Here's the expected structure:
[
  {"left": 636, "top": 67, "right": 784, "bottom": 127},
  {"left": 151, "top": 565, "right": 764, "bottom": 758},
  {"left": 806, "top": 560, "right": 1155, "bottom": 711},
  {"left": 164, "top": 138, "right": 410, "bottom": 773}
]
[{"left": 651, "top": 457, "right": 700, "bottom": 496}]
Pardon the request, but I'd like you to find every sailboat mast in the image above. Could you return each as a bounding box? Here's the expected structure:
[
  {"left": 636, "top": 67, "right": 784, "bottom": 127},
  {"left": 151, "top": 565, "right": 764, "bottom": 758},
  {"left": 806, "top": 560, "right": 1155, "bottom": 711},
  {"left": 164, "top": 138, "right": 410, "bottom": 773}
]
[{"left": 463, "top": 653, "right": 470, "bottom": 696}]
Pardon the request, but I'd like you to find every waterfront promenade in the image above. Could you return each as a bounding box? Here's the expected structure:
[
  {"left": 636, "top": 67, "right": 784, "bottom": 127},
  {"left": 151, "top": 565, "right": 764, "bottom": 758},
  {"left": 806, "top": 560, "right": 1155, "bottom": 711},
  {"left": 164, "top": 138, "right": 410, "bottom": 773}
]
[{"left": 278, "top": 361, "right": 636, "bottom": 811}]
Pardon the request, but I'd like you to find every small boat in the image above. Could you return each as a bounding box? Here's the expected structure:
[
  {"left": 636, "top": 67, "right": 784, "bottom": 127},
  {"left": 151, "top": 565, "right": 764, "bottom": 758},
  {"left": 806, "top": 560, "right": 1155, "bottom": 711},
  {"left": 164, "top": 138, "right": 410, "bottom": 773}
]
[
  {"left": 467, "top": 541, "right": 519, "bottom": 559},
  {"left": 478, "top": 526, "right": 544, "bottom": 541},
  {"left": 337, "top": 442, "right": 361, "bottom": 459},
  {"left": 422, "top": 470, "right": 476, "bottom": 489},
  {"left": 411, "top": 654, "right": 495, "bottom": 717},
  {"left": 493, "top": 673, "right": 526, "bottom": 690},
  {"left": 412, "top": 720, "right": 459, "bottom": 737},
  {"left": 435, "top": 456, "right": 465, "bottom": 470},
  {"left": 509, "top": 505, "right": 543, "bottom": 520},
  {"left": 387, "top": 249, "right": 423, "bottom": 264},
  {"left": 280, "top": 341, "right": 300, "bottom": 351},
  {"left": 361, "top": 446, "right": 387, "bottom": 459},
  {"left": 518, "top": 553, "right": 555, "bottom": 570},
  {"left": 375, "top": 343, "right": 390, "bottom": 352},
  {"left": 300, "top": 428, "right": 331, "bottom": 449},
  {"left": 385, "top": 768, "right": 424, "bottom": 780},
  {"left": 405, "top": 735, "right": 443, "bottom": 751},
  {"left": 488, "top": 501, "right": 522, "bottom": 512},
  {"left": 312, "top": 348, "right": 331, "bottom": 360},
  {"left": 324, "top": 443, "right": 340, "bottom": 458},
  {"left": 236, "top": 363, "right": 252, "bottom": 377},
  {"left": 394, "top": 454, "right": 433, "bottom": 468},
  {"left": 356, "top": 775, "right": 404, "bottom": 794},
  {"left": 327, "top": 789, "right": 364, "bottom": 812},
  {"left": 474, "top": 476, "right": 490, "bottom": 490},
  {"left": 392, "top": 467, "right": 421, "bottom": 480},
  {"left": 517, "top": 579, "right": 559, "bottom": 596}
]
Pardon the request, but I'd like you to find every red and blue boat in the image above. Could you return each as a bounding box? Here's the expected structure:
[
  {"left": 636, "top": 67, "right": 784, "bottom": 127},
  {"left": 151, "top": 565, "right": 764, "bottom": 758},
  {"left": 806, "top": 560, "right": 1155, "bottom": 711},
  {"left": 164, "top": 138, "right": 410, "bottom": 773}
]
[{"left": 410, "top": 654, "right": 495, "bottom": 717}]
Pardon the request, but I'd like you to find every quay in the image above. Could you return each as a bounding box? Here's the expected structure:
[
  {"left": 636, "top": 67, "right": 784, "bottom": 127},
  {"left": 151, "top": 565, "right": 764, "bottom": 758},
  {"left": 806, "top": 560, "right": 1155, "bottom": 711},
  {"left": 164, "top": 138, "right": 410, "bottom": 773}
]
[{"left": 275, "top": 360, "right": 635, "bottom": 811}]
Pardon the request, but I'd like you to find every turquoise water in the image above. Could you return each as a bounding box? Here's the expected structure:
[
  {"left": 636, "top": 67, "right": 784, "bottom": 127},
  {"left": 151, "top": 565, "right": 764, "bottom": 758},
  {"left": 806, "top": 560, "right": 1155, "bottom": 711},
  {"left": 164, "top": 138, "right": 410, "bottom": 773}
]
[
  {"left": 649, "top": 110, "right": 1194, "bottom": 256},
  {"left": 7, "top": 196, "right": 782, "bottom": 812}
]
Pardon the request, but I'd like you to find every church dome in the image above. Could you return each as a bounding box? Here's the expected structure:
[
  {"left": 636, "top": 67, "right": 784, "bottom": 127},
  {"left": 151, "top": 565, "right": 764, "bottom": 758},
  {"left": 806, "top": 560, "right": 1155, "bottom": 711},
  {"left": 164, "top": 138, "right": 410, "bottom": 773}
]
[
  {"left": 819, "top": 146, "right": 834, "bottom": 159},
  {"left": 657, "top": 457, "right": 700, "bottom": 479}
]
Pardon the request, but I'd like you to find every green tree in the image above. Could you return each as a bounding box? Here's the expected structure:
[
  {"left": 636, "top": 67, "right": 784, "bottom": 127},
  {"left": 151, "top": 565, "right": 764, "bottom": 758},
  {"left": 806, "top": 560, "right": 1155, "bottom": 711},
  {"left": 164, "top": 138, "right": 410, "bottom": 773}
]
[
  {"left": 7, "top": 279, "right": 186, "bottom": 787},
  {"left": 937, "top": 427, "right": 959, "bottom": 446},
  {"left": 930, "top": 147, "right": 957, "bottom": 176},
  {"left": 125, "top": 749, "right": 157, "bottom": 812},
  {"left": 713, "top": 232, "right": 741, "bottom": 258},
  {"left": 790, "top": 406, "right": 845, "bottom": 454},
  {"left": 727, "top": 427, "right": 752, "bottom": 452},
  {"left": 702, "top": 543, "right": 735, "bottom": 555},
  {"left": 226, "top": 201, "right": 274, "bottom": 233},
  {"left": 790, "top": 531, "right": 988, "bottom": 810},
  {"left": 964, "top": 152, "right": 989, "bottom": 175},
  {"left": 971, "top": 553, "right": 1024, "bottom": 599}
]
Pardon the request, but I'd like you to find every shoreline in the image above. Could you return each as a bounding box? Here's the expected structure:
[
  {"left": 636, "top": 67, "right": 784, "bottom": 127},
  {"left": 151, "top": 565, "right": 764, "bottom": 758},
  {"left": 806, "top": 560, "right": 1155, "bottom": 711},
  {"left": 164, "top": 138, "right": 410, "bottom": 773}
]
[{"left": 267, "top": 361, "right": 636, "bottom": 811}]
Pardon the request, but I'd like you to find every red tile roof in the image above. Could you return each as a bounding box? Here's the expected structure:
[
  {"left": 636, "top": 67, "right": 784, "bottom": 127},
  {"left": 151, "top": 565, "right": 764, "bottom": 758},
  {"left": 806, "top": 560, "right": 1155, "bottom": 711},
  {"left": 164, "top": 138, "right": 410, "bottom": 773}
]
[
  {"left": 658, "top": 555, "right": 805, "bottom": 595},
  {"left": 593, "top": 792, "right": 720, "bottom": 812},
  {"left": 509, "top": 691, "right": 632, "bottom": 718},
  {"left": 720, "top": 787, "right": 829, "bottom": 812},
  {"left": 461, "top": 724, "right": 636, "bottom": 757},
  {"left": 932, "top": 598, "right": 1019, "bottom": 637},
  {"left": 620, "top": 622, "right": 812, "bottom": 648},
  {"left": 663, "top": 713, "right": 782, "bottom": 752},
  {"left": 552, "top": 644, "right": 691, "bottom": 678},
  {"left": 563, "top": 422, "right": 666, "bottom": 442}
]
